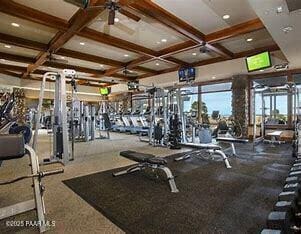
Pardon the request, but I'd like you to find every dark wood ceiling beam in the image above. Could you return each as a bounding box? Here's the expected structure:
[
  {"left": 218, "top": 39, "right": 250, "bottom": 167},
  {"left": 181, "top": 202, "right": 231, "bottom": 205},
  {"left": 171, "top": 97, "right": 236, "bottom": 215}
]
[
  {"left": 205, "top": 18, "right": 265, "bottom": 44},
  {"left": 0, "top": 52, "right": 35, "bottom": 64},
  {"left": 0, "top": 33, "right": 47, "bottom": 51},
  {"left": 0, "top": 69, "right": 21, "bottom": 78}
]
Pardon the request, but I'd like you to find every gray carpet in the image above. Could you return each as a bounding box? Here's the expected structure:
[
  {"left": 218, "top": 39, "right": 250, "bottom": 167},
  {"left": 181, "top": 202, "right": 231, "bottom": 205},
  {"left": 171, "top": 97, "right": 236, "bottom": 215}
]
[{"left": 63, "top": 143, "right": 294, "bottom": 234}]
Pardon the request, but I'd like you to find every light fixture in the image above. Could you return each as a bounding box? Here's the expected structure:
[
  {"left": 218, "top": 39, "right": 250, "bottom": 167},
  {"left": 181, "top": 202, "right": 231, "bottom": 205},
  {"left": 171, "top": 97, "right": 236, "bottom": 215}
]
[
  {"left": 276, "top": 6, "right": 283, "bottom": 14},
  {"left": 260, "top": 69, "right": 264, "bottom": 72},
  {"left": 155, "top": 62, "right": 160, "bottom": 66},
  {"left": 161, "top": 39, "right": 167, "bottom": 43},
  {"left": 212, "top": 76, "right": 216, "bottom": 79},
  {"left": 80, "top": 42, "right": 85, "bottom": 45},
  {"left": 222, "top": 14, "right": 230, "bottom": 19},
  {"left": 282, "top": 26, "right": 293, "bottom": 34},
  {"left": 246, "top": 38, "right": 253, "bottom": 42},
  {"left": 114, "top": 18, "right": 120, "bottom": 23},
  {"left": 156, "top": 41, "right": 161, "bottom": 44},
  {"left": 60, "top": 56, "right": 65, "bottom": 59},
  {"left": 4, "top": 45, "right": 11, "bottom": 48},
  {"left": 11, "top": 22, "right": 20, "bottom": 27},
  {"left": 99, "top": 64, "right": 104, "bottom": 67},
  {"left": 192, "top": 52, "right": 197, "bottom": 56},
  {"left": 124, "top": 54, "right": 129, "bottom": 57}
]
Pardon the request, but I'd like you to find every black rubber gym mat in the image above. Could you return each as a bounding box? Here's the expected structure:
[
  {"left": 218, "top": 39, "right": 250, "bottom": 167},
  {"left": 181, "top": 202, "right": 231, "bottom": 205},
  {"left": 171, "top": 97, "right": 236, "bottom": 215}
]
[{"left": 63, "top": 143, "right": 293, "bottom": 234}]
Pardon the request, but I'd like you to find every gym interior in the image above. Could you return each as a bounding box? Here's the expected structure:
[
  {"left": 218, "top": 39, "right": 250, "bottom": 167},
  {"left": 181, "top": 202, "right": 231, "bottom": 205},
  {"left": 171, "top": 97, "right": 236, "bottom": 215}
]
[{"left": 0, "top": 0, "right": 301, "bottom": 233}]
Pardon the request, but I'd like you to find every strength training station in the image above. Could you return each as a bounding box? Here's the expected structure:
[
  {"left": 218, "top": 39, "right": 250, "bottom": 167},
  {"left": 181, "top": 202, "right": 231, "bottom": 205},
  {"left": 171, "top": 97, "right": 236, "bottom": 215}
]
[{"left": 0, "top": 0, "right": 301, "bottom": 233}]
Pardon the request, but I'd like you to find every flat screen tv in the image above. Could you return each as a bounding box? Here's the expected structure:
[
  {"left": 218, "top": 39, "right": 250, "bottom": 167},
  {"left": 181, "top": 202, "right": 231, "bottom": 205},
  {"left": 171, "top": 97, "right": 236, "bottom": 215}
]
[
  {"left": 178, "top": 67, "right": 196, "bottom": 82},
  {"left": 246, "top": 51, "right": 272, "bottom": 72},
  {"left": 128, "top": 81, "right": 139, "bottom": 91},
  {"left": 100, "top": 87, "right": 111, "bottom": 95}
]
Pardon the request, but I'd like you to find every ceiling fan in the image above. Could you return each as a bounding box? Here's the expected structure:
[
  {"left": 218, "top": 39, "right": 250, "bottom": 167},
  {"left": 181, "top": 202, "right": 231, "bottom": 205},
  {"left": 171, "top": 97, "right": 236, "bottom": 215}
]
[
  {"left": 64, "top": 0, "right": 141, "bottom": 26},
  {"left": 199, "top": 42, "right": 211, "bottom": 54},
  {"left": 46, "top": 53, "right": 69, "bottom": 64},
  {"left": 122, "top": 66, "right": 138, "bottom": 77}
]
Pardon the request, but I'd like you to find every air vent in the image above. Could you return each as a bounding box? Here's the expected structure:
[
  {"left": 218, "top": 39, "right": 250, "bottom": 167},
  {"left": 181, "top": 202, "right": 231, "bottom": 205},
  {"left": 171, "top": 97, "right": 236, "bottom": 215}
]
[{"left": 286, "top": 0, "right": 301, "bottom": 12}]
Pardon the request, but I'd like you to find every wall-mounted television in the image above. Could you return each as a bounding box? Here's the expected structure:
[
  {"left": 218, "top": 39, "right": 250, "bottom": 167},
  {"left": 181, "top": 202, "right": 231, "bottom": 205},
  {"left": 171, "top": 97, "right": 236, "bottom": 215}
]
[
  {"left": 128, "top": 81, "right": 139, "bottom": 91},
  {"left": 178, "top": 67, "right": 196, "bottom": 82},
  {"left": 99, "top": 87, "right": 111, "bottom": 95},
  {"left": 246, "top": 51, "right": 272, "bottom": 72}
]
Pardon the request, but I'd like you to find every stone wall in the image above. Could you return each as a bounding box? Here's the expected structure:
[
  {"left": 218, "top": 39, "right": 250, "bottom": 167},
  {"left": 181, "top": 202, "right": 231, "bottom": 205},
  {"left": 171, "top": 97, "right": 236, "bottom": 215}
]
[{"left": 232, "top": 75, "right": 249, "bottom": 138}]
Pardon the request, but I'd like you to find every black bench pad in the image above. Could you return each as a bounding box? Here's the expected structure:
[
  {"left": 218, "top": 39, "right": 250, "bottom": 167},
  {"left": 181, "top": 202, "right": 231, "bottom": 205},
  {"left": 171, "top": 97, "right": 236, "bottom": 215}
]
[
  {"left": 120, "top": 151, "right": 166, "bottom": 165},
  {"left": 0, "top": 134, "right": 25, "bottom": 160}
]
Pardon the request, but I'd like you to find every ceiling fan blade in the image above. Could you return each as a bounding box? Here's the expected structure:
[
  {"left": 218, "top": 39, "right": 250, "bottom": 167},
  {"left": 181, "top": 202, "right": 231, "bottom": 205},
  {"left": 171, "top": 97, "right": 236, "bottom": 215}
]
[
  {"left": 114, "top": 22, "right": 135, "bottom": 35},
  {"left": 108, "top": 9, "right": 115, "bottom": 25},
  {"left": 119, "top": 8, "right": 140, "bottom": 22}
]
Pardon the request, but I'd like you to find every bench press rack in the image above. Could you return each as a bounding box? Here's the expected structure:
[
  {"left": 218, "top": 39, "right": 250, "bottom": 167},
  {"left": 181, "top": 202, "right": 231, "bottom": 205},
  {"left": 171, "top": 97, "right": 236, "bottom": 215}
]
[{"left": 0, "top": 134, "right": 64, "bottom": 233}]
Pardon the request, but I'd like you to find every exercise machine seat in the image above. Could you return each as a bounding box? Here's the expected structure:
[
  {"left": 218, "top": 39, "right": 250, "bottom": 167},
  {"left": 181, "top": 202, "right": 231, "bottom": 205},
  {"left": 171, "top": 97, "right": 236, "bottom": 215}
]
[
  {"left": 0, "top": 134, "right": 25, "bottom": 160},
  {"left": 120, "top": 151, "right": 167, "bottom": 165}
]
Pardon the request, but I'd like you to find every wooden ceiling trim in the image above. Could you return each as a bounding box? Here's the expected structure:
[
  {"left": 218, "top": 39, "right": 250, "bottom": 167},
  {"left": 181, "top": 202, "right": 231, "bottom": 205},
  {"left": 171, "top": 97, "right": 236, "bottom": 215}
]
[
  {"left": 233, "top": 44, "right": 280, "bottom": 58},
  {"left": 0, "top": 69, "right": 21, "bottom": 78},
  {"left": 205, "top": 18, "right": 265, "bottom": 44}
]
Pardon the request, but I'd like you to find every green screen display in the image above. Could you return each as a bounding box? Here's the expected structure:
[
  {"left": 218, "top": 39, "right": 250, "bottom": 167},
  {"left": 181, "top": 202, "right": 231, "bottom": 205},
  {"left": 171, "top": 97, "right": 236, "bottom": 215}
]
[
  {"left": 100, "top": 87, "right": 110, "bottom": 95},
  {"left": 246, "top": 51, "right": 272, "bottom": 72}
]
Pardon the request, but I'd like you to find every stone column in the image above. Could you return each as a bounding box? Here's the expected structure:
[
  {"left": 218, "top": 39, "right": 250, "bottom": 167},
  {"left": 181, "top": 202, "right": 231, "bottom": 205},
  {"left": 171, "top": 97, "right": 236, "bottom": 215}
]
[{"left": 232, "top": 75, "right": 249, "bottom": 138}]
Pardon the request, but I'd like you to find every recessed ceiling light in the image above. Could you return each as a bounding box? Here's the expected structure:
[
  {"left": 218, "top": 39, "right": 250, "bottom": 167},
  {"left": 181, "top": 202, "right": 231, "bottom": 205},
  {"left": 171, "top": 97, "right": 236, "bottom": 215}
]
[
  {"left": 156, "top": 41, "right": 161, "bottom": 44},
  {"left": 114, "top": 18, "right": 120, "bottom": 23},
  {"left": 60, "top": 56, "right": 65, "bottom": 59},
  {"left": 212, "top": 76, "right": 216, "bottom": 79},
  {"left": 11, "top": 22, "right": 20, "bottom": 27},
  {"left": 161, "top": 39, "right": 167, "bottom": 43},
  {"left": 4, "top": 45, "right": 11, "bottom": 48},
  {"left": 222, "top": 14, "right": 230, "bottom": 19},
  {"left": 155, "top": 62, "right": 160, "bottom": 66},
  {"left": 99, "top": 64, "right": 104, "bottom": 67},
  {"left": 246, "top": 38, "right": 253, "bottom": 42},
  {"left": 192, "top": 52, "right": 197, "bottom": 56},
  {"left": 260, "top": 69, "right": 264, "bottom": 72},
  {"left": 276, "top": 6, "right": 283, "bottom": 14},
  {"left": 282, "top": 26, "right": 293, "bottom": 33},
  {"left": 124, "top": 54, "right": 129, "bottom": 57},
  {"left": 79, "top": 42, "right": 85, "bottom": 45}
]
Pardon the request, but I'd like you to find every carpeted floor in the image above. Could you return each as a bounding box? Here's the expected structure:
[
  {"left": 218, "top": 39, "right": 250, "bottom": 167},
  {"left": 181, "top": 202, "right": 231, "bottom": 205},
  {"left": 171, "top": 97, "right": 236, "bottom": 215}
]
[{"left": 63, "top": 143, "right": 293, "bottom": 234}]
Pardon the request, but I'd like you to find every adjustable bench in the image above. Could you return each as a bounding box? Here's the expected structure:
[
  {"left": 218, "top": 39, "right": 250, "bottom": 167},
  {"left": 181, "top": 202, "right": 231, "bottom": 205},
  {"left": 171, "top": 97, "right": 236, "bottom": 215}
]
[
  {"left": 113, "top": 150, "right": 179, "bottom": 193},
  {"left": 216, "top": 137, "right": 249, "bottom": 157},
  {"left": 178, "top": 142, "right": 232, "bottom": 169}
]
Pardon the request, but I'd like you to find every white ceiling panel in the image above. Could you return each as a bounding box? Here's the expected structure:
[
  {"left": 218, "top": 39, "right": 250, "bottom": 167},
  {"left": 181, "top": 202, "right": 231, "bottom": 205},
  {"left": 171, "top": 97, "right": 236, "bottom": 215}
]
[
  {"left": 219, "top": 29, "right": 276, "bottom": 53},
  {"left": 87, "top": 11, "right": 187, "bottom": 50},
  {"left": 153, "top": 0, "right": 258, "bottom": 34},
  {"left": 63, "top": 36, "right": 140, "bottom": 62},
  {"left": 14, "top": 0, "right": 79, "bottom": 21},
  {"left": 0, "top": 13, "right": 58, "bottom": 44},
  {"left": 172, "top": 47, "right": 219, "bottom": 63},
  {"left": 141, "top": 60, "right": 174, "bottom": 71}
]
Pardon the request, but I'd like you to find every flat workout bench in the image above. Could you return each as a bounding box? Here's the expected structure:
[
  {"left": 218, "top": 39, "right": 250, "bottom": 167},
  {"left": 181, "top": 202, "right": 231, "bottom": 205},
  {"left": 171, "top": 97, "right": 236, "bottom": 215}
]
[
  {"left": 113, "top": 150, "right": 179, "bottom": 193},
  {"left": 216, "top": 137, "right": 249, "bottom": 157}
]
